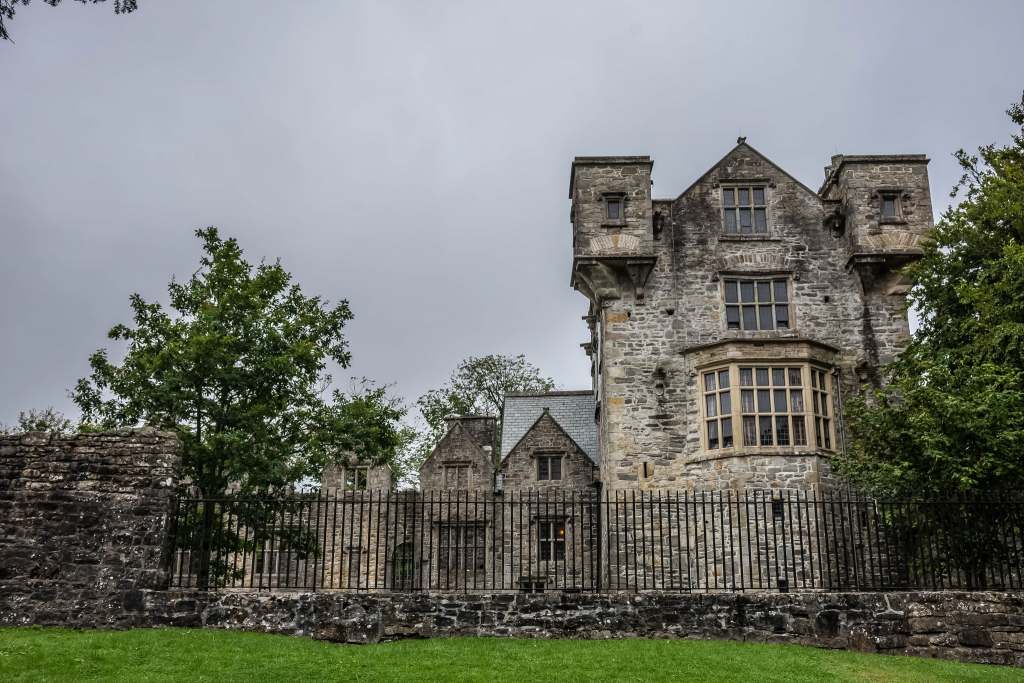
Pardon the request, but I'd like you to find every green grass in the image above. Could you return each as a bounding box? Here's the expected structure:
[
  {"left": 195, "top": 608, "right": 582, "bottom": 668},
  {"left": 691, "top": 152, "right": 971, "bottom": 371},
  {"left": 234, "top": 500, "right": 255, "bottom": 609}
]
[{"left": 1, "top": 628, "right": 1022, "bottom": 682}]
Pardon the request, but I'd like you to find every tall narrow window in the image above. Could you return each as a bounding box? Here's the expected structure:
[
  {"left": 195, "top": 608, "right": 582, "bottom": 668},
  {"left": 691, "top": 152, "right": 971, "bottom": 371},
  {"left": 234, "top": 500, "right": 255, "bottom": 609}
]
[
  {"left": 439, "top": 524, "right": 485, "bottom": 571},
  {"left": 606, "top": 198, "right": 622, "bottom": 220},
  {"left": 702, "top": 368, "right": 733, "bottom": 450},
  {"left": 880, "top": 192, "right": 901, "bottom": 221},
  {"left": 538, "top": 520, "right": 566, "bottom": 561},
  {"left": 722, "top": 186, "right": 768, "bottom": 234},
  {"left": 724, "top": 278, "right": 790, "bottom": 331},
  {"left": 811, "top": 368, "right": 833, "bottom": 450},
  {"left": 537, "top": 454, "right": 563, "bottom": 481}
]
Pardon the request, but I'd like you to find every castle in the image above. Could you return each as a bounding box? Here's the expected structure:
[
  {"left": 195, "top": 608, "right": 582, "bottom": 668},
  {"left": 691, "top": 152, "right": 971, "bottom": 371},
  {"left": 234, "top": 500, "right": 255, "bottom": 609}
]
[{"left": 329, "top": 141, "right": 933, "bottom": 498}]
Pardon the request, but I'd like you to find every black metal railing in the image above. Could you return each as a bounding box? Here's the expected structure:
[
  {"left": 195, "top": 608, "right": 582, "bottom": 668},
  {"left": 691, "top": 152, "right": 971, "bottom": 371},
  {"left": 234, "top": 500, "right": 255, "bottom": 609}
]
[{"left": 167, "top": 490, "right": 1024, "bottom": 593}]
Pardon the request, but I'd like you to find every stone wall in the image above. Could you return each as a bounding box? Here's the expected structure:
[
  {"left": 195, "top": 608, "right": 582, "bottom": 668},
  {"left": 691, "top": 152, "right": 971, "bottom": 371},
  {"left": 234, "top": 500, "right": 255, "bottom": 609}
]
[
  {"left": 111, "top": 590, "right": 1024, "bottom": 667},
  {"left": 499, "top": 411, "right": 597, "bottom": 491},
  {"left": 0, "top": 428, "right": 181, "bottom": 628}
]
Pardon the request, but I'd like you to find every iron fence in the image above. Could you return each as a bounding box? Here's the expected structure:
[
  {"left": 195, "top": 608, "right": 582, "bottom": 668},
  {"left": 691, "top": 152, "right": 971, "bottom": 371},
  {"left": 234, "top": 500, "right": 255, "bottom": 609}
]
[{"left": 168, "top": 490, "right": 1024, "bottom": 593}]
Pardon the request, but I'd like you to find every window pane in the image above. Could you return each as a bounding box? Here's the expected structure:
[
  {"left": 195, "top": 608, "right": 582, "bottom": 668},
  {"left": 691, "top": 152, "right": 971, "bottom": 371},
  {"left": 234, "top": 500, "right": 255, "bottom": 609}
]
[
  {"left": 719, "top": 392, "right": 731, "bottom": 414},
  {"left": 820, "top": 393, "right": 828, "bottom": 417},
  {"left": 723, "top": 189, "right": 735, "bottom": 207},
  {"left": 740, "top": 281, "right": 755, "bottom": 302},
  {"left": 753, "top": 188, "right": 765, "bottom": 205},
  {"left": 742, "top": 306, "right": 757, "bottom": 329},
  {"left": 773, "top": 280, "right": 788, "bottom": 302},
  {"left": 754, "top": 208, "right": 767, "bottom": 232},
  {"left": 707, "top": 420, "right": 719, "bottom": 449},
  {"left": 882, "top": 197, "right": 896, "bottom": 218},
  {"left": 705, "top": 395, "right": 717, "bottom": 417},
  {"left": 790, "top": 390, "right": 805, "bottom": 413},
  {"left": 775, "top": 416, "right": 790, "bottom": 446},
  {"left": 811, "top": 371, "right": 818, "bottom": 389},
  {"left": 740, "top": 368, "right": 753, "bottom": 386},
  {"left": 788, "top": 367, "right": 802, "bottom": 386},
  {"left": 551, "top": 458, "right": 562, "bottom": 480},
  {"left": 756, "top": 281, "right": 771, "bottom": 301},
  {"left": 812, "top": 392, "right": 820, "bottom": 414},
  {"left": 814, "top": 417, "right": 822, "bottom": 446},
  {"left": 722, "top": 417, "right": 733, "bottom": 448},
  {"left": 718, "top": 370, "right": 730, "bottom": 389},
  {"left": 823, "top": 419, "right": 832, "bottom": 449},
  {"left": 607, "top": 200, "right": 621, "bottom": 219},
  {"left": 776, "top": 305, "right": 789, "bottom": 328},
  {"left": 792, "top": 417, "right": 807, "bottom": 446},
  {"left": 741, "top": 389, "right": 754, "bottom": 413},
  {"left": 726, "top": 306, "right": 740, "bottom": 329},
  {"left": 756, "top": 368, "right": 769, "bottom": 386},
  {"left": 739, "top": 208, "right": 752, "bottom": 228},
  {"left": 757, "top": 389, "right": 771, "bottom": 412},
  {"left": 759, "top": 416, "right": 773, "bottom": 446},
  {"left": 725, "top": 280, "right": 738, "bottom": 303},
  {"left": 772, "top": 368, "right": 785, "bottom": 386},
  {"left": 538, "top": 458, "right": 548, "bottom": 480},
  {"left": 758, "top": 305, "right": 774, "bottom": 330},
  {"left": 773, "top": 389, "right": 787, "bottom": 412},
  {"left": 724, "top": 210, "right": 737, "bottom": 233},
  {"left": 738, "top": 189, "right": 750, "bottom": 205},
  {"left": 704, "top": 373, "right": 716, "bottom": 391},
  {"left": 743, "top": 416, "right": 757, "bottom": 447}
]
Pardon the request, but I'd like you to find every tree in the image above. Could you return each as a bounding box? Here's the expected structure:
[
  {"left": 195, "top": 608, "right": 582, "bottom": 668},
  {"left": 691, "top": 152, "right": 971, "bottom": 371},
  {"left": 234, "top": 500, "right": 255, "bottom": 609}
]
[
  {"left": 73, "top": 227, "right": 406, "bottom": 497},
  {"left": 1, "top": 0, "right": 135, "bottom": 42},
  {"left": 0, "top": 407, "right": 73, "bottom": 435},
  {"left": 413, "top": 354, "right": 555, "bottom": 463},
  {"left": 838, "top": 93, "right": 1024, "bottom": 500}
]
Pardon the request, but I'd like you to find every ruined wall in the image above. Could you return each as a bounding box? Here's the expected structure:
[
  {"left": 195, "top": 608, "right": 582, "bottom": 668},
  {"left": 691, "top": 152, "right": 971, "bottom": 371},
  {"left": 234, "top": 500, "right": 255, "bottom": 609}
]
[
  {"left": 0, "top": 429, "right": 181, "bottom": 628},
  {"left": 107, "top": 590, "right": 1024, "bottom": 668},
  {"left": 419, "top": 422, "right": 495, "bottom": 493}
]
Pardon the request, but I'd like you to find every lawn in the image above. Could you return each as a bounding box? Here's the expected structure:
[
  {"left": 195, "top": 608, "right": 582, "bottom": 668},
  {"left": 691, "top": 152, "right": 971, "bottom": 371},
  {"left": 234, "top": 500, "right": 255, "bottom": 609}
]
[{"left": 1, "top": 628, "right": 1022, "bottom": 682}]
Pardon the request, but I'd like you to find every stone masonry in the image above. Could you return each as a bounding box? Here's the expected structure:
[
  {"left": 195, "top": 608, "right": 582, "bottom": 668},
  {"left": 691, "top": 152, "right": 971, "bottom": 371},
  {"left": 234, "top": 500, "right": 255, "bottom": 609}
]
[{"left": 570, "top": 143, "right": 933, "bottom": 492}]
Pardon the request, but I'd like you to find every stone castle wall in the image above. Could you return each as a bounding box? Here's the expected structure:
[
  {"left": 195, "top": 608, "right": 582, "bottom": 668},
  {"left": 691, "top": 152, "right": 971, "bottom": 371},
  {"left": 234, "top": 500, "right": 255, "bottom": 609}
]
[{"left": 0, "top": 429, "right": 181, "bottom": 628}]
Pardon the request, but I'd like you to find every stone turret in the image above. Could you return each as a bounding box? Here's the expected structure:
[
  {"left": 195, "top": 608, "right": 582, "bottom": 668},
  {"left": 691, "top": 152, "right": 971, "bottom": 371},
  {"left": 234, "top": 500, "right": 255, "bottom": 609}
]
[{"left": 569, "top": 156, "right": 657, "bottom": 305}]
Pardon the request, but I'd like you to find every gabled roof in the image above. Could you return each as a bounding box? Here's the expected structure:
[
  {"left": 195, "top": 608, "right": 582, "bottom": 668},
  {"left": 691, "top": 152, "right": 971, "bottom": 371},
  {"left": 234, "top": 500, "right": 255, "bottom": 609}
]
[
  {"left": 674, "top": 141, "right": 820, "bottom": 201},
  {"left": 500, "top": 391, "right": 598, "bottom": 464},
  {"left": 418, "top": 421, "right": 491, "bottom": 473}
]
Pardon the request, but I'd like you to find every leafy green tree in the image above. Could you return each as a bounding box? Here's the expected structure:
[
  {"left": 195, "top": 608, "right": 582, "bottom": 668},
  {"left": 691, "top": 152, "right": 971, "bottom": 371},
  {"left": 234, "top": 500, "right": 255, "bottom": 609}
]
[
  {"left": 838, "top": 94, "right": 1024, "bottom": 587},
  {"left": 839, "top": 94, "right": 1024, "bottom": 499},
  {"left": 0, "top": 407, "right": 74, "bottom": 435},
  {"left": 413, "top": 354, "right": 555, "bottom": 465},
  {"left": 73, "top": 227, "right": 406, "bottom": 497},
  {"left": 1, "top": 0, "right": 135, "bottom": 42}
]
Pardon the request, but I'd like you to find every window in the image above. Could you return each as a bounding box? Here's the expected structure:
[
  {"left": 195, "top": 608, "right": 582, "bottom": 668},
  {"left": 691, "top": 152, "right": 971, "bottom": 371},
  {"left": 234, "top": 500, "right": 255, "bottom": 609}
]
[
  {"left": 438, "top": 523, "right": 485, "bottom": 571},
  {"left": 344, "top": 467, "right": 368, "bottom": 491},
  {"left": 724, "top": 278, "right": 790, "bottom": 331},
  {"left": 538, "top": 520, "right": 566, "bottom": 561},
  {"left": 443, "top": 464, "right": 470, "bottom": 489},
  {"left": 702, "top": 369, "right": 733, "bottom": 450},
  {"left": 537, "top": 454, "right": 562, "bottom": 481},
  {"left": 722, "top": 186, "right": 768, "bottom": 234},
  {"left": 880, "top": 192, "right": 901, "bottom": 221},
  {"left": 518, "top": 577, "right": 546, "bottom": 593},
  {"left": 606, "top": 198, "right": 622, "bottom": 220},
  {"left": 700, "top": 364, "right": 835, "bottom": 452},
  {"left": 811, "top": 368, "right": 833, "bottom": 450}
]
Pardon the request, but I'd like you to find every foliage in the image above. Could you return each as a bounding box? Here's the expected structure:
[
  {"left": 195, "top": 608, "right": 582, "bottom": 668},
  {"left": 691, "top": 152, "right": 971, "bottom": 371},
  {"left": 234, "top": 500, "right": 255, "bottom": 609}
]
[
  {"left": 839, "top": 93, "right": 1024, "bottom": 500},
  {"left": 0, "top": 407, "right": 74, "bottom": 435},
  {"left": 1, "top": 0, "right": 136, "bottom": 42},
  {"left": 72, "top": 228, "right": 407, "bottom": 497},
  {"left": 412, "top": 354, "right": 555, "bottom": 466},
  {"left": 0, "top": 629, "right": 1018, "bottom": 682}
]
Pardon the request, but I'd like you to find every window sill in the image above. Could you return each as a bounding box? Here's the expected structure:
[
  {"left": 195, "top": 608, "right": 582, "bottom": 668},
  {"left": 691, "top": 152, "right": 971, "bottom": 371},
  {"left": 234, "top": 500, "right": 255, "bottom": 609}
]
[
  {"left": 688, "top": 448, "right": 834, "bottom": 464},
  {"left": 601, "top": 221, "right": 627, "bottom": 228},
  {"left": 878, "top": 218, "right": 908, "bottom": 226},
  {"left": 719, "top": 234, "right": 782, "bottom": 242}
]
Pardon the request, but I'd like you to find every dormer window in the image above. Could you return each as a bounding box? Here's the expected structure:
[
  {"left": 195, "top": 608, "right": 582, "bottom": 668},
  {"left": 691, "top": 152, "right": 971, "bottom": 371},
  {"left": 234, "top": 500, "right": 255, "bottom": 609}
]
[{"left": 722, "top": 186, "right": 767, "bottom": 235}]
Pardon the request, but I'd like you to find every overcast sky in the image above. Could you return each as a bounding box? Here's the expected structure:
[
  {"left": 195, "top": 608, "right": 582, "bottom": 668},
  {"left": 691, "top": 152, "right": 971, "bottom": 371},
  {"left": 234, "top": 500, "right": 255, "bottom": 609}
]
[{"left": 2, "top": 0, "right": 1022, "bottom": 428}]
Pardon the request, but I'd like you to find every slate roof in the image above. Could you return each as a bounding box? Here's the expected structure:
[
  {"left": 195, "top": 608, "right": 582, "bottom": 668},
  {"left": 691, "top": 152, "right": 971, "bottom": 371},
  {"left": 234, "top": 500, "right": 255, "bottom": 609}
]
[{"left": 500, "top": 391, "right": 598, "bottom": 464}]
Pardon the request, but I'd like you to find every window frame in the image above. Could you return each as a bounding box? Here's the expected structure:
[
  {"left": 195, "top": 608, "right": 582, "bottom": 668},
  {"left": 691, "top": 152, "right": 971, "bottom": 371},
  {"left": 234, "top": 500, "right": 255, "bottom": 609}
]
[
  {"left": 721, "top": 276, "right": 793, "bottom": 332},
  {"left": 878, "top": 190, "right": 904, "bottom": 224},
  {"left": 721, "top": 184, "right": 769, "bottom": 235},
  {"left": 601, "top": 192, "right": 627, "bottom": 226},
  {"left": 536, "top": 453, "right": 564, "bottom": 481},
  {"left": 442, "top": 463, "right": 471, "bottom": 489},
  {"left": 698, "top": 362, "right": 836, "bottom": 455},
  {"left": 538, "top": 519, "right": 567, "bottom": 562},
  {"left": 344, "top": 466, "right": 369, "bottom": 492}
]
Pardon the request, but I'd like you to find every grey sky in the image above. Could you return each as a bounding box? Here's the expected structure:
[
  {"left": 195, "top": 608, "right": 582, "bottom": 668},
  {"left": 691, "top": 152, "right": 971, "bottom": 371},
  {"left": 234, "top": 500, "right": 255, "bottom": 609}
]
[{"left": 2, "top": 0, "right": 1022, "bottom": 427}]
